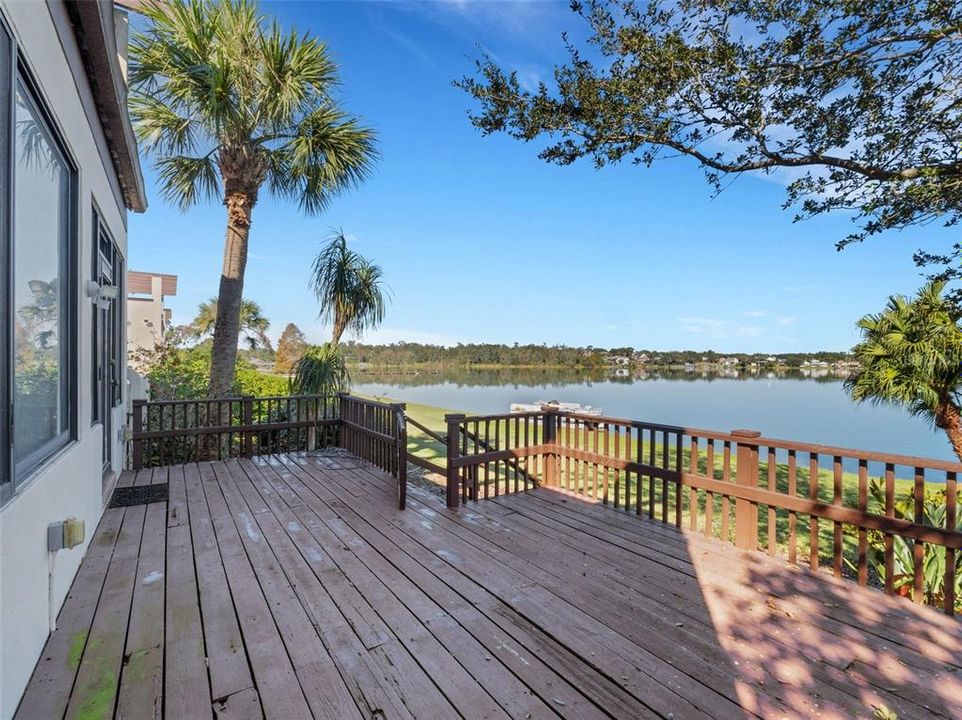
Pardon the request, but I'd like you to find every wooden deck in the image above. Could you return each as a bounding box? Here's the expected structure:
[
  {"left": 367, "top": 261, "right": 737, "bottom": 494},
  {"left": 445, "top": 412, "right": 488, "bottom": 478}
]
[{"left": 16, "top": 452, "right": 962, "bottom": 720}]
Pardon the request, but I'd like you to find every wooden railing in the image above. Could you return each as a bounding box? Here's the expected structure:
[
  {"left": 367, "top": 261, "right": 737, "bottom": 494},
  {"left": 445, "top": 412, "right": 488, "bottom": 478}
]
[
  {"left": 129, "top": 393, "right": 408, "bottom": 509},
  {"left": 129, "top": 394, "right": 339, "bottom": 468},
  {"left": 445, "top": 408, "right": 962, "bottom": 615},
  {"left": 339, "top": 395, "right": 408, "bottom": 509}
]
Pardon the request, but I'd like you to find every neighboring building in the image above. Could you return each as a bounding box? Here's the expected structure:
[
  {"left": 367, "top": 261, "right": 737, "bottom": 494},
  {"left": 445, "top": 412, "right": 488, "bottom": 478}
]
[
  {"left": 0, "top": 2, "right": 146, "bottom": 717},
  {"left": 127, "top": 269, "right": 177, "bottom": 359}
]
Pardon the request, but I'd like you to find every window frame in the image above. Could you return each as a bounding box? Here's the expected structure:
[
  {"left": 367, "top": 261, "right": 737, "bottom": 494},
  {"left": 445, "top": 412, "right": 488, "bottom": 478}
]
[
  {"left": 2, "top": 39, "right": 79, "bottom": 501},
  {"left": 91, "top": 203, "right": 124, "bottom": 427},
  {"left": 0, "top": 12, "right": 12, "bottom": 505}
]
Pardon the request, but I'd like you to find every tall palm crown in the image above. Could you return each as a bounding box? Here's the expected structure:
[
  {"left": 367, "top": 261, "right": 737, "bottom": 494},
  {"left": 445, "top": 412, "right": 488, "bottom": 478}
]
[
  {"left": 846, "top": 281, "right": 962, "bottom": 460},
  {"left": 192, "top": 298, "right": 272, "bottom": 351},
  {"left": 310, "top": 231, "right": 388, "bottom": 344},
  {"left": 129, "top": 0, "right": 376, "bottom": 396}
]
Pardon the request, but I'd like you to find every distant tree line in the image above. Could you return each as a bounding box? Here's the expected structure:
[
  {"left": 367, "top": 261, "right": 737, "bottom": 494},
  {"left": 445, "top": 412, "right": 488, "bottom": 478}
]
[{"left": 339, "top": 342, "right": 851, "bottom": 368}]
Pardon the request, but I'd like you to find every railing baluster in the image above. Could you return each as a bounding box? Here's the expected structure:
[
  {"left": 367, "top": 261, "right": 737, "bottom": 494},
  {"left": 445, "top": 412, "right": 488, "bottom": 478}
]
[
  {"left": 884, "top": 462, "right": 895, "bottom": 595},
  {"left": 689, "top": 435, "right": 699, "bottom": 532},
  {"left": 767, "top": 447, "right": 777, "bottom": 556},
  {"left": 913, "top": 466, "right": 925, "bottom": 603},
  {"left": 946, "top": 471, "right": 957, "bottom": 615},
  {"left": 809, "top": 452, "right": 819, "bottom": 571},
  {"left": 788, "top": 449, "right": 797, "bottom": 565},
  {"left": 721, "top": 440, "right": 731, "bottom": 542},
  {"left": 833, "top": 455, "right": 843, "bottom": 577}
]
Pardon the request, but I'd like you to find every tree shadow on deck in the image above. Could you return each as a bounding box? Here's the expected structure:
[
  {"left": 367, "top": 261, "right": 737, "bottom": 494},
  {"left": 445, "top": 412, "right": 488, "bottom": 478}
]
[
  {"left": 517, "top": 486, "right": 962, "bottom": 720},
  {"left": 691, "top": 536, "right": 962, "bottom": 719}
]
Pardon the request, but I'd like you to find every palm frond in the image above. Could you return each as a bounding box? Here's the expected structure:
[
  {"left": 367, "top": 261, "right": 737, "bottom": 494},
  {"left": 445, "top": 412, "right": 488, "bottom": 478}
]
[
  {"left": 156, "top": 155, "right": 220, "bottom": 211},
  {"left": 308, "top": 231, "right": 389, "bottom": 342},
  {"left": 289, "top": 343, "right": 349, "bottom": 395},
  {"left": 846, "top": 280, "right": 962, "bottom": 430},
  {"left": 131, "top": 0, "right": 377, "bottom": 214}
]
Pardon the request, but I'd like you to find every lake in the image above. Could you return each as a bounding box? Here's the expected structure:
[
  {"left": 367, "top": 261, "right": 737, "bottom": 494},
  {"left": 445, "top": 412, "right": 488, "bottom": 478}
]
[{"left": 352, "top": 366, "right": 956, "bottom": 464}]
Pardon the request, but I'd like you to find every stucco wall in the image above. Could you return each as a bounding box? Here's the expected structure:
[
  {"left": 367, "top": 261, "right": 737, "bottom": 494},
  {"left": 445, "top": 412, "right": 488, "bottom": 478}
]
[
  {"left": 0, "top": 2, "right": 131, "bottom": 717},
  {"left": 127, "top": 294, "right": 166, "bottom": 356}
]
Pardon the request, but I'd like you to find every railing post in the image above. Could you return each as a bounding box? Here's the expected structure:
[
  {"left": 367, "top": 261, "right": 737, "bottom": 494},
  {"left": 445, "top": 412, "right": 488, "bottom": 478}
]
[
  {"left": 445, "top": 414, "right": 465, "bottom": 510},
  {"left": 394, "top": 403, "right": 407, "bottom": 510},
  {"left": 542, "top": 407, "right": 558, "bottom": 487},
  {"left": 241, "top": 396, "right": 253, "bottom": 459},
  {"left": 338, "top": 394, "right": 349, "bottom": 452},
  {"left": 131, "top": 399, "right": 145, "bottom": 469},
  {"left": 732, "top": 429, "right": 761, "bottom": 550}
]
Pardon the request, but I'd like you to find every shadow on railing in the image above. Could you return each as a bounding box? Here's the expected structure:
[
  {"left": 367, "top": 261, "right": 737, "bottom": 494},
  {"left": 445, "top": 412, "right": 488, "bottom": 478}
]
[{"left": 443, "top": 407, "right": 962, "bottom": 616}]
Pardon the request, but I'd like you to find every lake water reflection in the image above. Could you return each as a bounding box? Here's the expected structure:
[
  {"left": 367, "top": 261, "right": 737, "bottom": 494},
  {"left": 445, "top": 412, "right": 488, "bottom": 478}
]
[{"left": 352, "top": 366, "right": 956, "bottom": 464}]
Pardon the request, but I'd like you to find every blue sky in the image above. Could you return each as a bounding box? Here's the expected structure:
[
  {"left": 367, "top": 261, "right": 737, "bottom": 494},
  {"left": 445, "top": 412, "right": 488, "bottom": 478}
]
[{"left": 127, "top": 0, "right": 956, "bottom": 353}]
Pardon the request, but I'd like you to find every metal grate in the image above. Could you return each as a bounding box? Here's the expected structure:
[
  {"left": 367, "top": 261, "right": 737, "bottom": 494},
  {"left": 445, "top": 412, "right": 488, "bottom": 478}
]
[{"left": 108, "top": 484, "right": 168, "bottom": 509}]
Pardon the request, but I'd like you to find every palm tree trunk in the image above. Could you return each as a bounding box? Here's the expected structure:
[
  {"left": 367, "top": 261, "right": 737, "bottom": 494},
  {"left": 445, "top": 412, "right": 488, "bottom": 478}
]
[
  {"left": 331, "top": 315, "right": 347, "bottom": 345},
  {"left": 208, "top": 189, "right": 254, "bottom": 398},
  {"left": 936, "top": 402, "right": 962, "bottom": 462}
]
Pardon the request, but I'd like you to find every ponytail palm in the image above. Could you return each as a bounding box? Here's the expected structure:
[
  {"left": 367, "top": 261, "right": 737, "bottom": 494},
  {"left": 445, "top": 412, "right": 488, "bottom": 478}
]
[
  {"left": 289, "top": 343, "right": 349, "bottom": 396},
  {"left": 310, "top": 231, "right": 388, "bottom": 344},
  {"left": 846, "top": 281, "right": 962, "bottom": 461},
  {"left": 129, "top": 0, "right": 376, "bottom": 397}
]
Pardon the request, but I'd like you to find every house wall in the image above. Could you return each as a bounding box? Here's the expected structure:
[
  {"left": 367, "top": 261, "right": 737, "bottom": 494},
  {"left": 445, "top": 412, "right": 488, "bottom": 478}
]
[
  {"left": 0, "top": 2, "right": 131, "bottom": 717},
  {"left": 127, "top": 278, "right": 167, "bottom": 356}
]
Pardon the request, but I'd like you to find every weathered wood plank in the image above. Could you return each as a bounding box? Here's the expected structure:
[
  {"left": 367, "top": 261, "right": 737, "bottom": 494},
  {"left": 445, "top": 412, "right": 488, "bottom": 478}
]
[
  {"left": 209, "top": 460, "right": 363, "bottom": 720},
  {"left": 195, "top": 462, "right": 313, "bottom": 720},
  {"left": 263, "top": 457, "right": 633, "bottom": 720},
  {"left": 65, "top": 506, "right": 146, "bottom": 720},
  {"left": 14, "top": 509, "right": 125, "bottom": 720},
  {"left": 116, "top": 499, "right": 167, "bottom": 719},
  {"left": 182, "top": 462, "right": 258, "bottom": 708},
  {"left": 164, "top": 463, "right": 212, "bottom": 718}
]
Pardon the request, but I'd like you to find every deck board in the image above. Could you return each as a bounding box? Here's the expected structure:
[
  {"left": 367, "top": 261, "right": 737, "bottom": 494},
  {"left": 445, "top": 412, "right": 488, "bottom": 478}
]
[{"left": 14, "top": 452, "right": 962, "bottom": 720}]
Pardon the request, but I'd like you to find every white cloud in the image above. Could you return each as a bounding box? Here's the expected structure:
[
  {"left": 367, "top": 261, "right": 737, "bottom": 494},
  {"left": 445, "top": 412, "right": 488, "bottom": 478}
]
[
  {"left": 775, "top": 315, "right": 797, "bottom": 327},
  {"left": 736, "top": 325, "right": 765, "bottom": 338},
  {"left": 677, "top": 316, "right": 728, "bottom": 338}
]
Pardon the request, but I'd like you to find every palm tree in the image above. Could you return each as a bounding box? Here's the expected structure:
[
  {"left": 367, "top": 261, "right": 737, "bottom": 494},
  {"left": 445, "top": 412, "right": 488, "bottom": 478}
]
[
  {"left": 191, "top": 297, "right": 272, "bottom": 351},
  {"left": 129, "top": 0, "right": 376, "bottom": 397},
  {"left": 846, "top": 281, "right": 962, "bottom": 461},
  {"left": 289, "top": 343, "right": 349, "bottom": 396},
  {"left": 310, "top": 231, "right": 387, "bottom": 344}
]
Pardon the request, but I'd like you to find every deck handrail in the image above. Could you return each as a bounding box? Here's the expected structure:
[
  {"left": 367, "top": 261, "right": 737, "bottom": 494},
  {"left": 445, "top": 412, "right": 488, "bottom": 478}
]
[
  {"left": 129, "top": 393, "right": 409, "bottom": 509},
  {"left": 444, "top": 408, "right": 962, "bottom": 616}
]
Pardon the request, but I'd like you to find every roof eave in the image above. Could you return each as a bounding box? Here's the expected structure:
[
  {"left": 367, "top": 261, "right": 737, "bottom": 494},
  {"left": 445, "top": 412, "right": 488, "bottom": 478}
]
[{"left": 67, "top": 0, "right": 147, "bottom": 213}]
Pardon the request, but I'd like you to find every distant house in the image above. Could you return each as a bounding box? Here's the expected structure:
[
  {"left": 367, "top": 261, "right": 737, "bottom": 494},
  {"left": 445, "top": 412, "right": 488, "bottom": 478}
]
[
  {"left": 0, "top": 2, "right": 146, "bottom": 716},
  {"left": 606, "top": 354, "right": 631, "bottom": 366},
  {"left": 127, "top": 270, "right": 177, "bottom": 359},
  {"left": 635, "top": 352, "right": 650, "bottom": 364}
]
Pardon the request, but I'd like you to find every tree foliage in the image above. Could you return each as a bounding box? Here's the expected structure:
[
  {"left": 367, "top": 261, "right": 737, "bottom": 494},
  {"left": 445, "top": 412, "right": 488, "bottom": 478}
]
[
  {"left": 310, "top": 231, "right": 388, "bottom": 344},
  {"left": 458, "top": 1, "right": 962, "bottom": 280},
  {"left": 129, "top": 0, "right": 376, "bottom": 396},
  {"left": 135, "top": 332, "right": 287, "bottom": 400},
  {"left": 130, "top": 0, "right": 377, "bottom": 214},
  {"left": 845, "top": 281, "right": 962, "bottom": 460},
  {"left": 274, "top": 322, "right": 308, "bottom": 374},
  {"left": 191, "top": 297, "right": 272, "bottom": 350},
  {"left": 289, "top": 343, "right": 350, "bottom": 396}
]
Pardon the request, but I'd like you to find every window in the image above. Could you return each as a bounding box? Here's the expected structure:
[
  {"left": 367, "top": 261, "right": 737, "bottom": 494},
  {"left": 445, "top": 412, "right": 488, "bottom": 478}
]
[
  {"left": 91, "top": 207, "right": 123, "bottom": 473},
  {"left": 1, "top": 44, "right": 77, "bottom": 501},
  {"left": 91, "top": 208, "right": 123, "bottom": 420}
]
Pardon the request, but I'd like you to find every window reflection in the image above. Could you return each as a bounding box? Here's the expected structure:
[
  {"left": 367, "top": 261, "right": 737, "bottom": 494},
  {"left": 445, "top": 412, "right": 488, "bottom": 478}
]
[{"left": 13, "top": 83, "right": 70, "bottom": 467}]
